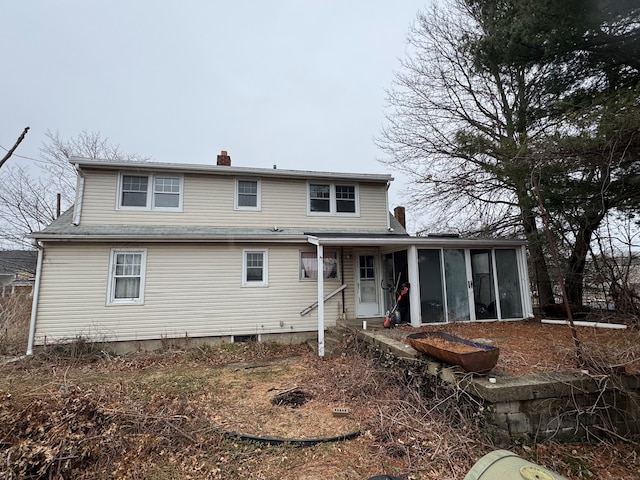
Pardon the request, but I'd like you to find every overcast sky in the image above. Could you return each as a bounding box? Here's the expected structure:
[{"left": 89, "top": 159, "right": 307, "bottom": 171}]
[{"left": 1, "top": 1, "right": 428, "bottom": 230}]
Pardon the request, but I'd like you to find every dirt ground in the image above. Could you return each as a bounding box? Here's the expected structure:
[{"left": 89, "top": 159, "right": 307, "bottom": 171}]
[{"left": 1, "top": 321, "right": 640, "bottom": 480}]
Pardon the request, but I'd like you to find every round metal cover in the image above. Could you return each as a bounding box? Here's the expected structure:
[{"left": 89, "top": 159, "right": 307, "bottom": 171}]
[{"left": 520, "top": 466, "right": 555, "bottom": 480}]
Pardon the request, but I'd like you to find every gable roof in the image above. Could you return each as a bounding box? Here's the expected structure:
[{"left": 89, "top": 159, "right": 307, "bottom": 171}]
[{"left": 70, "top": 157, "right": 394, "bottom": 184}]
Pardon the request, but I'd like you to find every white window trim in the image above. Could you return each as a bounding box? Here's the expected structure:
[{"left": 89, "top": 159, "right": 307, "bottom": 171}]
[
  {"left": 307, "top": 182, "right": 359, "bottom": 216},
  {"left": 242, "top": 249, "right": 268, "bottom": 287},
  {"left": 234, "top": 178, "right": 262, "bottom": 211},
  {"left": 106, "top": 248, "right": 147, "bottom": 305},
  {"left": 299, "top": 249, "right": 340, "bottom": 281},
  {"left": 116, "top": 172, "right": 184, "bottom": 211}
]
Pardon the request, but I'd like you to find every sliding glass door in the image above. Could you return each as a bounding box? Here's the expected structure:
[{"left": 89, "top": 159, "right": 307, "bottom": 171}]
[{"left": 417, "top": 247, "right": 524, "bottom": 323}]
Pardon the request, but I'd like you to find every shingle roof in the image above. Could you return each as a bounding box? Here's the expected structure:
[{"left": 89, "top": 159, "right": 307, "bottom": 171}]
[
  {"left": 32, "top": 208, "right": 406, "bottom": 242},
  {"left": 0, "top": 250, "right": 38, "bottom": 275}
]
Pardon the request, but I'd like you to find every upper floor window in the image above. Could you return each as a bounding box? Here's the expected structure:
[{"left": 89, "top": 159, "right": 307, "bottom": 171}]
[
  {"left": 235, "top": 179, "right": 261, "bottom": 210},
  {"left": 107, "top": 249, "right": 146, "bottom": 305},
  {"left": 308, "top": 183, "right": 358, "bottom": 215},
  {"left": 118, "top": 173, "right": 183, "bottom": 211}
]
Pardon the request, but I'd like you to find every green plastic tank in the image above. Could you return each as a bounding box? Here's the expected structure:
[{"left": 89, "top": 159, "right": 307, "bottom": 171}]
[{"left": 464, "top": 450, "right": 569, "bottom": 480}]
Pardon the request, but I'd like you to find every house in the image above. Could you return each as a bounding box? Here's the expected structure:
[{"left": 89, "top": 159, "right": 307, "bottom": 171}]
[
  {"left": 27, "top": 151, "right": 533, "bottom": 355},
  {"left": 0, "top": 250, "right": 37, "bottom": 297}
]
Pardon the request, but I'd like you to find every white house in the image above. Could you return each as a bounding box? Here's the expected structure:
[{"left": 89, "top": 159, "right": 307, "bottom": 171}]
[{"left": 27, "top": 152, "right": 532, "bottom": 355}]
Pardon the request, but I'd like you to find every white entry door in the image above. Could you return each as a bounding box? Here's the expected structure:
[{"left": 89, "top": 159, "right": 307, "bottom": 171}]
[{"left": 357, "top": 253, "right": 380, "bottom": 317}]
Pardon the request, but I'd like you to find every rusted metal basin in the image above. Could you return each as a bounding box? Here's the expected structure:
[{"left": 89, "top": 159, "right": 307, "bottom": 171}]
[{"left": 406, "top": 331, "right": 499, "bottom": 374}]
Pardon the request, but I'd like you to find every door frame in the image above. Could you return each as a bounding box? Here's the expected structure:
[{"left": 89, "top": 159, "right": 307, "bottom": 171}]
[{"left": 355, "top": 250, "right": 381, "bottom": 318}]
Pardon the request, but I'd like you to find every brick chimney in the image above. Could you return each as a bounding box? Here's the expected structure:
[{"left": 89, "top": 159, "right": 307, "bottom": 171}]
[
  {"left": 217, "top": 150, "right": 231, "bottom": 166},
  {"left": 394, "top": 206, "right": 406, "bottom": 229}
]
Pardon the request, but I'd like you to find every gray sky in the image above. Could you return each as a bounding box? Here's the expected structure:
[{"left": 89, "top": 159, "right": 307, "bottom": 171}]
[{"left": 1, "top": 1, "right": 426, "bottom": 230}]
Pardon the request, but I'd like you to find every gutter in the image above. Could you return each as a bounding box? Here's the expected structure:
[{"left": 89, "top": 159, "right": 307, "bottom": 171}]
[
  {"left": 30, "top": 233, "right": 311, "bottom": 243},
  {"left": 307, "top": 236, "right": 527, "bottom": 248},
  {"left": 72, "top": 164, "right": 86, "bottom": 226},
  {"left": 26, "top": 243, "right": 44, "bottom": 355}
]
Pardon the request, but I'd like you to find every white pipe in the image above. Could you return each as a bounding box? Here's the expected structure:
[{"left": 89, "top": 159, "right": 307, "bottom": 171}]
[
  {"left": 407, "top": 245, "right": 421, "bottom": 327},
  {"left": 317, "top": 244, "right": 325, "bottom": 356},
  {"left": 26, "top": 244, "right": 44, "bottom": 355},
  {"left": 541, "top": 319, "right": 627, "bottom": 329}
]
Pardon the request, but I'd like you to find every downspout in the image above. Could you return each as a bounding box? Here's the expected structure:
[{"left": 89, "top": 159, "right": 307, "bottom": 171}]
[
  {"left": 72, "top": 164, "right": 85, "bottom": 226},
  {"left": 340, "top": 246, "right": 345, "bottom": 316},
  {"left": 26, "top": 242, "right": 44, "bottom": 355},
  {"left": 385, "top": 181, "right": 391, "bottom": 230}
]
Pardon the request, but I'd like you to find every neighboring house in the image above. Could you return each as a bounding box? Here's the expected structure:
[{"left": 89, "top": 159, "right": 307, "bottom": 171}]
[
  {"left": 28, "top": 152, "right": 533, "bottom": 355},
  {"left": 0, "top": 250, "right": 37, "bottom": 297}
]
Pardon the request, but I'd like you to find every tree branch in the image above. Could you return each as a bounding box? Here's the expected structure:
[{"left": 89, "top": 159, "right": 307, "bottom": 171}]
[{"left": 0, "top": 127, "right": 30, "bottom": 169}]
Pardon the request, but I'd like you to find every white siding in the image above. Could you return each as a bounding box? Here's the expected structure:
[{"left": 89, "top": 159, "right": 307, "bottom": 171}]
[
  {"left": 79, "top": 170, "right": 388, "bottom": 230},
  {"left": 35, "top": 242, "right": 353, "bottom": 344}
]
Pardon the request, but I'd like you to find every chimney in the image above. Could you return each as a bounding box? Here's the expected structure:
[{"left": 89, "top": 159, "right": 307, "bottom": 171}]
[
  {"left": 217, "top": 150, "right": 231, "bottom": 166},
  {"left": 394, "top": 206, "right": 406, "bottom": 229}
]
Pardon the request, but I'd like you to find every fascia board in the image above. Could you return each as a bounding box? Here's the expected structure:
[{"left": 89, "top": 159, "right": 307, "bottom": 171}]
[{"left": 70, "top": 157, "right": 393, "bottom": 183}]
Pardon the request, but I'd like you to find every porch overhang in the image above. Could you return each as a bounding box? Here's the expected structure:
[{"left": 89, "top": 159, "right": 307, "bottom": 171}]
[{"left": 307, "top": 233, "right": 529, "bottom": 357}]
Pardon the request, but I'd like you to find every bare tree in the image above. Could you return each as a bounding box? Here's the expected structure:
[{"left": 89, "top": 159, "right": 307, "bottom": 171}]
[
  {"left": 0, "top": 130, "right": 149, "bottom": 249},
  {"left": 377, "top": 1, "right": 555, "bottom": 304}
]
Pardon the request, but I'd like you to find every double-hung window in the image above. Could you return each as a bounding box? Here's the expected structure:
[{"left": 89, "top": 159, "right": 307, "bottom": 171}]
[
  {"left": 242, "top": 250, "right": 268, "bottom": 287},
  {"left": 154, "top": 176, "right": 181, "bottom": 208},
  {"left": 235, "top": 179, "right": 261, "bottom": 210},
  {"left": 300, "top": 250, "right": 339, "bottom": 280},
  {"left": 118, "top": 173, "right": 183, "bottom": 210},
  {"left": 308, "top": 182, "right": 358, "bottom": 215},
  {"left": 107, "top": 249, "right": 146, "bottom": 305}
]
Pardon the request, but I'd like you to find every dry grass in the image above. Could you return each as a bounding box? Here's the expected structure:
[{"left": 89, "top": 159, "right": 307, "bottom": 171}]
[
  {"left": 0, "top": 290, "right": 31, "bottom": 356},
  {"left": 1, "top": 339, "right": 639, "bottom": 479},
  {"left": 2, "top": 298, "right": 640, "bottom": 479}
]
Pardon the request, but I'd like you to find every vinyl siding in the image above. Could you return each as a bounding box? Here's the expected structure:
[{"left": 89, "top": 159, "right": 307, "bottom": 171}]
[
  {"left": 79, "top": 170, "right": 388, "bottom": 230},
  {"left": 34, "top": 242, "right": 355, "bottom": 344}
]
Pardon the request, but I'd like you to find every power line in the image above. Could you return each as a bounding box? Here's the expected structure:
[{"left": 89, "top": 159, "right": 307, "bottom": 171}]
[{"left": 0, "top": 144, "right": 48, "bottom": 165}]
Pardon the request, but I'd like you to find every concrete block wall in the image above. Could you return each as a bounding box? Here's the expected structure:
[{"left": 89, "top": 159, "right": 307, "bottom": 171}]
[{"left": 355, "top": 329, "right": 640, "bottom": 446}]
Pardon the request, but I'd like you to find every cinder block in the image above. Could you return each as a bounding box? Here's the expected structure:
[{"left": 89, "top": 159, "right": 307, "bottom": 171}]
[{"left": 506, "top": 412, "right": 530, "bottom": 434}]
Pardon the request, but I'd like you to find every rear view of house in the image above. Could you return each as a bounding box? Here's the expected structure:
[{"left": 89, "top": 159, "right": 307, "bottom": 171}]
[{"left": 28, "top": 151, "right": 533, "bottom": 354}]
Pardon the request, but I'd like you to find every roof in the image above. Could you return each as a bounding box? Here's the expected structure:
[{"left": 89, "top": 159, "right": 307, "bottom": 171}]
[
  {"left": 31, "top": 209, "right": 407, "bottom": 243},
  {"left": 32, "top": 210, "right": 526, "bottom": 248},
  {"left": 0, "top": 250, "right": 38, "bottom": 275},
  {"left": 70, "top": 157, "right": 394, "bottom": 183}
]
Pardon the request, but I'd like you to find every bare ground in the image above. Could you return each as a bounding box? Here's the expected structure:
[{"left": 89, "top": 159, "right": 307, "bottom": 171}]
[{"left": 1, "top": 323, "right": 640, "bottom": 480}]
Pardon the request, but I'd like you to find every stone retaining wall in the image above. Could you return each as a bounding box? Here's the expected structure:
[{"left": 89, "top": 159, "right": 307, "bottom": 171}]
[{"left": 355, "top": 330, "right": 640, "bottom": 446}]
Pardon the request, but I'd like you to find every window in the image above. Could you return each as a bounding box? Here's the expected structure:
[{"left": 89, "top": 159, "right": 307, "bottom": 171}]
[
  {"left": 118, "top": 173, "right": 182, "bottom": 210},
  {"left": 235, "top": 179, "right": 261, "bottom": 210},
  {"left": 309, "top": 184, "right": 331, "bottom": 212},
  {"left": 121, "top": 175, "right": 148, "bottom": 207},
  {"left": 242, "top": 250, "right": 268, "bottom": 287},
  {"left": 300, "top": 250, "right": 339, "bottom": 280},
  {"left": 107, "top": 249, "right": 146, "bottom": 305},
  {"left": 154, "top": 176, "right": 181, "bottom": 208},
  {"left": 336, "top": 185, "right": 356, "bottom": 213},
  {"left": 308, "top": 182, "right": 358, "bottom": 215}
]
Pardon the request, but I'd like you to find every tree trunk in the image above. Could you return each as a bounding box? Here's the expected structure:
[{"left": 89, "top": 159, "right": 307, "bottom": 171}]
[
  {"left": 564, "top": 214, "right": 604, "bottom": 306},
  {"left": 521, "top": 206, "right": 555, "bottom": 306}
]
